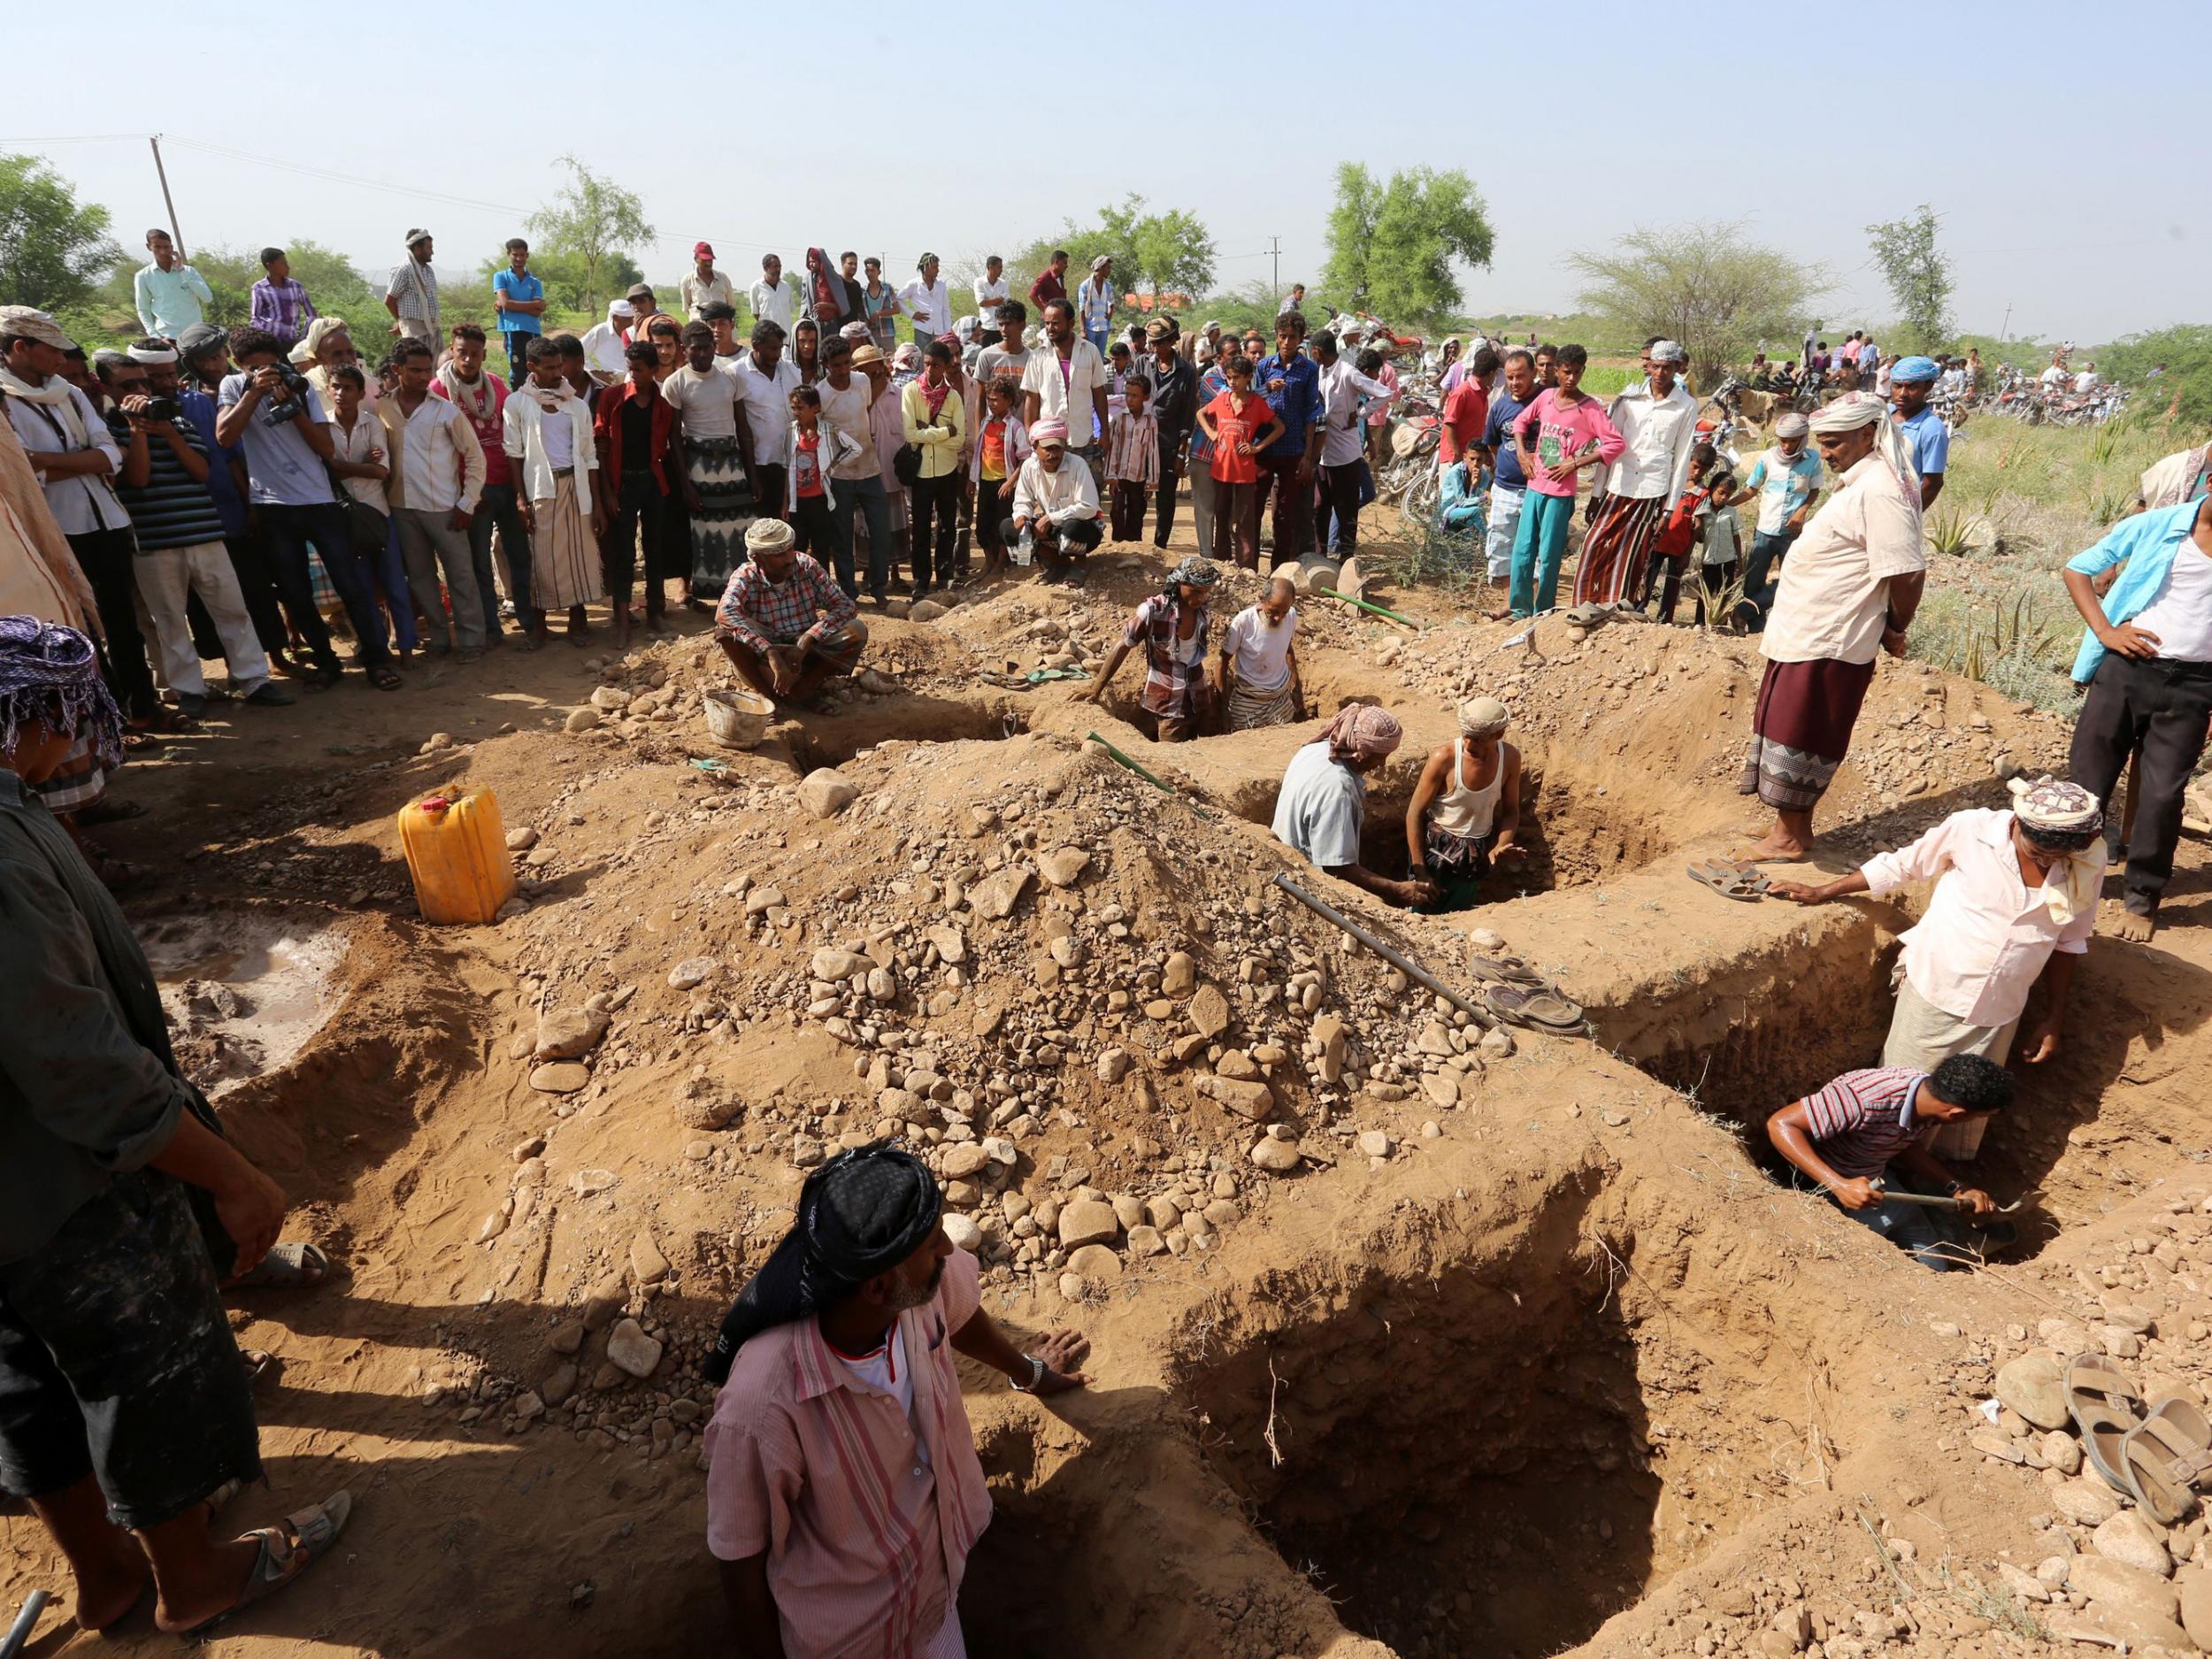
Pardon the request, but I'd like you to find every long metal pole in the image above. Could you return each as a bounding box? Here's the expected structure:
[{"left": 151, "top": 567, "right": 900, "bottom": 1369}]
[
  {"left": 1, "top": 1590, "right": 50, "bottom": 1659},
  {"left": 149, "top": 134, "right": 185, "bottom": 259},
  {"left": 1270, "top": 872, "right": 1494, "bottom": 1029}
]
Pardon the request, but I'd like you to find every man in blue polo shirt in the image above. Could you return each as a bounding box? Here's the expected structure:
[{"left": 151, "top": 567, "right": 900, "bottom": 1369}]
[
  {"left": 2062, "top": 493, "right": 2212, "bottom": 942},
  {"left": 492, "top": 239, "right": 545, "bottom": 388},
  {"left": 1888, "top": 356, "right": 1948, "bottom": 510},
  {"left": 1256, "top": 309, "right": 1324, "bottom": 565}
]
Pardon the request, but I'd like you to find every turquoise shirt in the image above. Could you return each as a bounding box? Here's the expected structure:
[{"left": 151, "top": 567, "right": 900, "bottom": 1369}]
[
  {"left": 493, "top": 268, "right": 544, "bottom": 336},
  {"left": 2065, "top": 501, "right": 2208, "bottom": 682},
  {"left": 133, "top": 261, "right": 213, "bottom": 336}
]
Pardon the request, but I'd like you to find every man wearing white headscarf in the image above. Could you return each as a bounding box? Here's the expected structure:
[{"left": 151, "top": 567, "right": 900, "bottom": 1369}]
[
  {"left": 580, "top": 301, "right": 636, "bottom": 387},
  {"left": 2133, "top": 439, "right": 2210, "bottom": 515},
  {"left": 1406, "top": 695, "right": 1525, "bottom": 912},
  {"left": 1737, "top": 392, "right": 1925, "bottom": 861},
  {"left": 1772, "top": 776, "right": 2102, "bottom": 1085}
]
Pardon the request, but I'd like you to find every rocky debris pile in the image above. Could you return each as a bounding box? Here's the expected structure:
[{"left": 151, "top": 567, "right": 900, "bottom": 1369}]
[
  {"left": 730, "top": 743, "right": 1548, "bottom": 1303},
  {"left": 1955, "top": 1190, "right": 2212, "bottom": 1651}
]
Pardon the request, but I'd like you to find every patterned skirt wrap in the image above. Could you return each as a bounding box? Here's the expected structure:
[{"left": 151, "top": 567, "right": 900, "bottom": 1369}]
[
  {"left": 1226, "top": 678, "right": 1297, "bottom": 732},
  {"left": 1740, "top": 656, "right": 1878, "bottom": 812},
  {"left": 531, "top": 472, "right": 606, "bottom": 611},
  {"left": 1572, "top": 492, "right": 1665, "bottom": 607},
  {"left": 686, "top": 436, "right": 756, "bottom": 593}
]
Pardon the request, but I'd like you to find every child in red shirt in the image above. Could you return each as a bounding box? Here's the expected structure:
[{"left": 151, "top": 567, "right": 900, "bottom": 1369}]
[
  {"left": 788, "top": 386, "right": 833, "bottom": 565},
  {"left": 1194, "top": 355, "right": 1284, "bottom": 570}
]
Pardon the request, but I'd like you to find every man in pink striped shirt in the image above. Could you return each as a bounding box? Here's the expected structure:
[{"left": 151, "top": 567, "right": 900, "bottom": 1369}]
[{"left": 704, "top": 1145, "right": 1090, "bottom": 1658}]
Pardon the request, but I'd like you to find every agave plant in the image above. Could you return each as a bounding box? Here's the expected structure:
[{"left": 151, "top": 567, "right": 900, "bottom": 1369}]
[
  {"left": 1956, "top": 590, "right": 2062, "bottom": 686},
  {"left": 1925, "top": 507, "right": 1974, "bottom": 557}
]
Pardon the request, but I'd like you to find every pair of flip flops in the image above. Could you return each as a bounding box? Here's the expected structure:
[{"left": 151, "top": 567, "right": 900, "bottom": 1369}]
[
  {"left": 2066, "top": 1353, "right": 2212, "bottom": 1524},
  {"left": 1482, "top": 983, "right": 1588, "bottom": 1033},
  {"left": 1686, "top": 861, "right": 1770, "bottom": 901}
]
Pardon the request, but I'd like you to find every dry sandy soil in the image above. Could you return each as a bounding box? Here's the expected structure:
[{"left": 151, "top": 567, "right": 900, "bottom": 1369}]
[{"left": 8, "top": 516, "right": 2212, "bottom": 1659}]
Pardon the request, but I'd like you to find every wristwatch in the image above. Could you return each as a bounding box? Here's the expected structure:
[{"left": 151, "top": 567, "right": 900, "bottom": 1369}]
[{"left": 1009, "top": 1355, "right": 1047, "bottom": 1393}]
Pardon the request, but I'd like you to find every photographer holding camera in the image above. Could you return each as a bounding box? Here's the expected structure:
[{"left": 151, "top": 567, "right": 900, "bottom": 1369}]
[
  {"left": 215, "top": 326, "right": 401, "bottom": 691},
  {"left": 94, "top": 344, "right": 290, "bottom": 719}
]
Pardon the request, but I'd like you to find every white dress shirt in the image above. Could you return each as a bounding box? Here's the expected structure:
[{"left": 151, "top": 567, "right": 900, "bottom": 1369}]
[
  {"left": 379, "top": 392, "right": 485, "bottom": 514},
  {"left": 1599, "top": 380, "right": 1699, "bottom": 503},
  {"left": 1010, "top": 454, "right": 1099, "bottom": 526},
  {"left": 1317, "top": 359, "right": 1395, "bottom": 466},
  {"left": 749, "top": 279, "right": 794, "bottom": 335},
  {"left": 730, "top": 354, "right": 802, "bottom": 465},
  {"left": 898, "top": 278, "right": 952, "bottom": 338},
  {"left": 972, "top": 274, "right": 1009, "bottom": 316},
  {"left": 1862, "top": 808, "right": 2098, "bottom": 1026},
  {"left": 1019, "top": 342, "right": 1110, "bottom": 443}
]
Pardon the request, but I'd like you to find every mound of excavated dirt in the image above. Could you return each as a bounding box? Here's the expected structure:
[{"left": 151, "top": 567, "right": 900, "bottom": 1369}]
[{"left": 11, "top": 547, "right": 2212, "bottom": 1659}]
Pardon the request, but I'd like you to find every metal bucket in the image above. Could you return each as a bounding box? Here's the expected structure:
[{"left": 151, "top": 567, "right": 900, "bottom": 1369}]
[{"left": 703, "top": 687, "right": 774, "bottom": 749}]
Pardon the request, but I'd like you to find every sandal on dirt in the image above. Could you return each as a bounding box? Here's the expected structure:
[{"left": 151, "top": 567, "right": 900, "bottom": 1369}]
[
  {"left": 173, "top": 1490, "right": 353, "bottom": 1637},
  {"left": 1484, "top": 984, "right": 1587, "bottom": 1033},
  {"left": 1466, "top": 954, "right": 1548, "bottom": 989},
  {"left": 2066, "top": 1352, "right": 2147, "bottom": 1498},
  {"left": 1687, "top": 861, "right": 1769, "bottom": 901},
  {"left": 241, "top": 1348, "right": 281, "bottom": 1386},
  {"left": 2120, "top": 1396, "right": 2212, "bottom": 1524},
  {"left": 233, "top": 1241, "right": 331, "bottom": 1289},
  {"left": 368, "top": 664, "right": 403, "bottom": 691}
]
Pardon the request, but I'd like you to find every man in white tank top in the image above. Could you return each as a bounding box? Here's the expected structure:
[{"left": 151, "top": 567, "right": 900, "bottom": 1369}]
[
  {"left": 1405, "top": 695, "right": 1526, "bottom": 912},
  {"left": 2062, "top": 495, "right": 2212, "bottom": 941}
]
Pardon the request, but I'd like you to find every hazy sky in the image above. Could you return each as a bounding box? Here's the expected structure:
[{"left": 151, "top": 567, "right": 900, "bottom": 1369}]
[{"left": 6, "top": 0, "right": 2197, "bottom": 345}]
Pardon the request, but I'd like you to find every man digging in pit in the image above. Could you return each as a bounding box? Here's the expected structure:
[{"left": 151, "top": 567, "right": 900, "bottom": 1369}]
[
  {"left": 713, "top": 517, "right": 869, "bottom": 710},
  {"left": 1736, "top": 392, "right": 1927, "bottom": 863},
  {"left": 1216, "top": 572, "right": 1304, "bottom": 733},
  {"left": 1770, "top": 776, "right": 2102, "bottom": 1073},
  {"left": 1083, "top": 555, "right": 1220, "bottom": 741},
  {"left": 1767, "top": 1054, "right": 2013, "bottom": 1272},
  {"left": 1405, "top": 695, "right": 1527, "bottom": 913},
  {"left": 703, "top": 1143, "right": 1089, "bottom": 1659},
  {"left": 1271, "top": 703, "right": 1435, "bottom": 909}
]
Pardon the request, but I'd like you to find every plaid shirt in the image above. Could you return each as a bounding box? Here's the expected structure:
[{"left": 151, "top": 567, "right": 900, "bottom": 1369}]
[
  {"left": 249, "top": 276, "right": 317, "bottom": 347},
  {"left": 716, "top": 552, "right": 856, "bottom": 649},
  {"left": 1800, "top": 1066, "right": 1930, "bottom": 1179},
  {"left": 1124, "top": 592, "right": 1210, "bottom": 718},
  {"left": 1104, "top": 406, "right": 1159, "bottom": 488}
]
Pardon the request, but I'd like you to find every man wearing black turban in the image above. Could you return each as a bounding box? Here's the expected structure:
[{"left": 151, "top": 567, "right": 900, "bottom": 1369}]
[{"left": 704, "top": 1142, "right": 1089, "bottom": 1658}]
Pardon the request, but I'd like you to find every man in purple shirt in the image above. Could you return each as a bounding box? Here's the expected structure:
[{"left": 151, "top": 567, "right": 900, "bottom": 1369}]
[{"left": 248, "top": 250, "right": 316, "bottom": 351}]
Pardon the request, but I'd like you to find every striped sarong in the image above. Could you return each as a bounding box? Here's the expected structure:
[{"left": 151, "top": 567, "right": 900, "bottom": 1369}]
[
  {"left": 686, "top": 435, "right": 754, "bottom": 595},
  {"left": 1226, "top": 677, "right": 1297, "bottom": 732},
  {"left": 33, "top": 732, "right": 108, "bottom": 813},
  {"left": 531, "top": 472, "right": 603, "bottom": 610},
  {"left": 1572, "top": 492, "right": 1665, "bottom": 607}
]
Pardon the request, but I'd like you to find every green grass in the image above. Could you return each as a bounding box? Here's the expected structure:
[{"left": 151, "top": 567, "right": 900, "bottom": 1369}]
[{"left": 1896, "top": 408, "right": 2185, "bottom": 714}]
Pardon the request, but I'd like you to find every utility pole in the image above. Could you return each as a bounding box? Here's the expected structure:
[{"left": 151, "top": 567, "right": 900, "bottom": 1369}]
[
  {"left": 1998, "top": 301, "right": 2012, "bottom": 342},
  {"left": 149, "top": 134, "right": 186, "bottom": 259},
  {"left": 1268, "top": 235, "right": 1281, "bottom": 310}
]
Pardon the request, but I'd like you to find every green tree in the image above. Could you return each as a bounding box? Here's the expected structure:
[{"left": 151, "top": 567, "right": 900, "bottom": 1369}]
[
  {"left": 527, "top": 157, "right": 653, "bottom": 318},
  {"left": 0, "top": 153, "right": 122, "bottom": 311},
  {"left": 1321, "top": 164, "right": 1494, "bottom": 326},
  {"left": 1564, "top": 221, "right": 1824, "bottom": 388},
  {"left": 2101, "top": 324, "right": 2212, "bottom": 430},
  {"left": 1005, "top": 196, "right": 1217, "bottom": 317},
  {"left": 1866, "top": 204, "right": 1954, "bottom": 354}
]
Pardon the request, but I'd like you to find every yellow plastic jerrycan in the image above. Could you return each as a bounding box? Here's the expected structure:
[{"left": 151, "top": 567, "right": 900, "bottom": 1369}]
[{"left": 397, "top": 786, "right": 519, "bottom": 924}]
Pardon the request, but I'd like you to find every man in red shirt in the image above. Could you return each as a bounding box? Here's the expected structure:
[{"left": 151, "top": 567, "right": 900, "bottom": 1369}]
[
  {"left": 1439, "top": 351, "right": 1494, "bottom": 467},
  {"left": 1027, "top": 249, "right": 1070, "bottom": 316}
]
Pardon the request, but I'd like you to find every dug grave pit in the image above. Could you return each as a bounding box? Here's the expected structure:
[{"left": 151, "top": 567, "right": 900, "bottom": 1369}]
[{"left": 1176, "top": 1168, "right": 1839, "bottom": 1659}]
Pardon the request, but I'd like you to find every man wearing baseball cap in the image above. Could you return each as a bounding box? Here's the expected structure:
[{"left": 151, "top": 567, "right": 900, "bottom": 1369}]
[
  {"left": 1887, "top": 356, "right": 1948, "bottom": 510},
  {"left": 682, "top": 244, "right": 733, "bottom": 323},
  {"left": 383, "top": 229, "right": 440, "bottom": 343}
]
